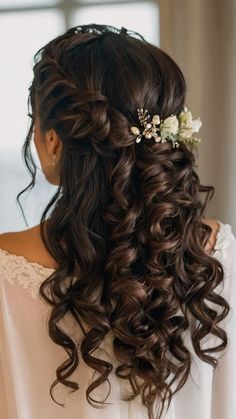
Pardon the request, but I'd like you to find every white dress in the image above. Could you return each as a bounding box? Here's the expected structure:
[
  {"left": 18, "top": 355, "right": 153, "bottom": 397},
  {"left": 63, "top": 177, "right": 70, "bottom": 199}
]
[{"left": 0, "top": 220, "right": 235, "bottom": 419}]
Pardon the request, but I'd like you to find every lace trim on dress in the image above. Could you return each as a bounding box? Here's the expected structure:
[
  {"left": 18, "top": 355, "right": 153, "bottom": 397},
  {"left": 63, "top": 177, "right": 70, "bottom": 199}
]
[
  {"left": 0, "top": 220, "right": 234, "bottom": 300},
  {"left": 0, "top": 248, "right": 55, "bottom": 300}
]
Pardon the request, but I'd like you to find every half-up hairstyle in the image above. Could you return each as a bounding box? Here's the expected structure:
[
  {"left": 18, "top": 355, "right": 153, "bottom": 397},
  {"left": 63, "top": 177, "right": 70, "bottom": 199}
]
[{"left": 17, "top": 24, "right": 230, "bottom": 419}]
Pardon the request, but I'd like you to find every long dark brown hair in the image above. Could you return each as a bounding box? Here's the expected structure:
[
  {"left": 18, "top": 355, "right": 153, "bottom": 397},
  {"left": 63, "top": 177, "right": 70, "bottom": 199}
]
[{"left": 17, "top": 24, "right": 230, "bottom": 419}]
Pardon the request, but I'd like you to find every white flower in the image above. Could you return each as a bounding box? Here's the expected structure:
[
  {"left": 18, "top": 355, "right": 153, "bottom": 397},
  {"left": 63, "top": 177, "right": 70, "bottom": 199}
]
[
  {"left": 178, "top": 128, "right": 193, "bottom": 139},
  {"left": 178, "top": 108, "right": 202, "bottom": 139},
  {"left": 160, "top": 115, "right": 179, "bottom": 137},
  {"left": 191, "top": 117, "right": 202, "bottom": 132},
  {"left": 178, "top": 109, "right": 193, "bottom": 128}
]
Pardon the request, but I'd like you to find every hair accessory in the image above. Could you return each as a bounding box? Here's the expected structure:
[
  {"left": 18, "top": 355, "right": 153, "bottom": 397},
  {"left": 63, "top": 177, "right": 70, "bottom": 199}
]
[{"left": 130, "top": 106, "right": 202, "bottom": 149}]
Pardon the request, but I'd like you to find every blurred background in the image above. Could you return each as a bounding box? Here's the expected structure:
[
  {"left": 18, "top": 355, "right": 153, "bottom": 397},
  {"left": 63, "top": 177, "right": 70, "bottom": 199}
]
[{"left": 0, "top": 0, "right": 235, "bottom": 233}]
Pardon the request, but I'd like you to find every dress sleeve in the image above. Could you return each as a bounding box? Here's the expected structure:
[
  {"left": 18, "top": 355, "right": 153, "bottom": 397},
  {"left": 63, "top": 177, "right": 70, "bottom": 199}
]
[{"left": 211, "top": 224, "right": 236, "bottom": 418}]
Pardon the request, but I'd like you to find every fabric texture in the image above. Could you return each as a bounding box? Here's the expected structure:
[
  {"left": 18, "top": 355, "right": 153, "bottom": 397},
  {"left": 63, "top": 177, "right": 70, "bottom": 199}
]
[{"left": 0, "top": 220, "right": 235, "bottom": 419}]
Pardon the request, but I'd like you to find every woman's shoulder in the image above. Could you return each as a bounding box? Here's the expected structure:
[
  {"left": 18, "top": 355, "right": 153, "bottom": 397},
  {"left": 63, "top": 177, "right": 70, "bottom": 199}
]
[
  {"left": 0, "top": 218, "right": 235, "bottom": 270},
  {"left": 201, "top": 218, "right": 221, "bottom": 254},
  {"left": 201, "top": 218, "right": 236, "bottom": 257},
  {"left": 200, "top": 218, "right": 236, "bottom": 266},
  {"left": 0, "top": 224, "right": 59, "bottom": 271},
  {"left": 0, "top": 226, "right": 56, "bottom": 300}
]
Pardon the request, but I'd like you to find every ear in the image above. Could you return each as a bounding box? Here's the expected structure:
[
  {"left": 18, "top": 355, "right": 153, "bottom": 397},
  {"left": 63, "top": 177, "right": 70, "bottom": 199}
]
[{"left": 44, "top": 128, "right": 62, "bottom": 156}]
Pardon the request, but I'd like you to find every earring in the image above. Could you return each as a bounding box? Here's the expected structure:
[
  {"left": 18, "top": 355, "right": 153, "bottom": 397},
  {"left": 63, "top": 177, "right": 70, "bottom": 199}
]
[{"left": 52, "top": 153, "right": 56, "bottom": 167}]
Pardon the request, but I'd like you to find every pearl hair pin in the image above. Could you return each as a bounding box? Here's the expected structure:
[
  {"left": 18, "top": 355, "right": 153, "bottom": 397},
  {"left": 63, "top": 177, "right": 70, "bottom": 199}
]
[{"left": 130, "top": 109, "right": 162, "bottom": 143}]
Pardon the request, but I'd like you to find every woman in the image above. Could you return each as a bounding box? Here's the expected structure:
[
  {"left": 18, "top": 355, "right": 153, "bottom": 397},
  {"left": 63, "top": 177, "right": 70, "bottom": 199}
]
[{"left": 0, "top": 24, "right": 235, "bottom": 419}]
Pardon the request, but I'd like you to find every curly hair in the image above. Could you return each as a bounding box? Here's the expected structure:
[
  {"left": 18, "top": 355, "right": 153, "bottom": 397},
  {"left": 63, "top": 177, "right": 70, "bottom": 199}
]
[{"left": 17, "top": 24, "right": 230, "bottom": 419}]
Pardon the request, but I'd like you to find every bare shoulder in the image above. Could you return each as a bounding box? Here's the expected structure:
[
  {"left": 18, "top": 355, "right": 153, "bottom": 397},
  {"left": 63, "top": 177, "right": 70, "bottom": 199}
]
[
  {"left": 0, "top": 227, "right": 30, "bottom": 252},
  {"left": 0, "top": 225, "right": 38, "bottom": 257},
  {"left": 201, "top": 217, "right": 221, "bottom": 253},
  {"left": 0, "top": 218, "right": 220, "bottom": 268},
  {"left": 0, "top": 224, "right": 59, "bottom": 270},
  {"left": 201, "top": 217, "right": 220, "bottom": 235}
]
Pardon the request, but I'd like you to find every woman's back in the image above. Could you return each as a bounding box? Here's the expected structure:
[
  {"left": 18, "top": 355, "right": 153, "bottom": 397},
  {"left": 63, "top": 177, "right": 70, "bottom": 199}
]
[
  {"left": 1, "top": 23, "right": 235, "bottom": 419},
  {"left": 0, "top": 218, "right": 220, "bottom": 271},
  {"left": 0, "top": 219, "right": 235, "bottom": 419}
]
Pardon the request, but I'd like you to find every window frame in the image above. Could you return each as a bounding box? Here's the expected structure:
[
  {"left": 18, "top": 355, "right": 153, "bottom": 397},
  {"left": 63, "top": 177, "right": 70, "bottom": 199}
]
[{"left": 0, "top": 0, "right": 158, "bottom": 32}]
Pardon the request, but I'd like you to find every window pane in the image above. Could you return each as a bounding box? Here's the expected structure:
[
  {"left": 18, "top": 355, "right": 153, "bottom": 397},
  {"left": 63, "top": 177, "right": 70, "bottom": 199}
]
[
  {"left": 71, "top": 2, "right": 160, "bottom": 45},
  {"left": 0, "top": 0, "right": 58, "bottom": 7},
  {"left": 0, "top": 11, "right": 64, "bottom": 231},
  {"left": 76, "top": 0, "right": 137, "bottom": 3},
  {"left": 0, "top": 10, "right": 64, "bottom": 149}
]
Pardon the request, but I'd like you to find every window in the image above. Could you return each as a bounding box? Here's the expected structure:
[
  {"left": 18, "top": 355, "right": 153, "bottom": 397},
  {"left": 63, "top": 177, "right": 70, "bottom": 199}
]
[{"left": 72, "top": 2, "right": 159, "bottom": 45}]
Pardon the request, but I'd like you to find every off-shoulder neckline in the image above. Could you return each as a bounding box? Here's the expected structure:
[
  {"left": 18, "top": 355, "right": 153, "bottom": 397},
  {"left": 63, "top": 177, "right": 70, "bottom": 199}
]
[
  {"left": 0, "top": 220, "right": 232, "bottom": 274},
  {"left": 0, "top": 248, "right": 56, "bottom": 273}
]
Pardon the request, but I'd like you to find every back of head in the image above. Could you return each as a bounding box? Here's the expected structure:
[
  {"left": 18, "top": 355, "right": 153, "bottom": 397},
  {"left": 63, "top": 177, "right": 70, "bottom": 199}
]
[{"left": 20, "top": 23, "right": 228, "bottom": 419}]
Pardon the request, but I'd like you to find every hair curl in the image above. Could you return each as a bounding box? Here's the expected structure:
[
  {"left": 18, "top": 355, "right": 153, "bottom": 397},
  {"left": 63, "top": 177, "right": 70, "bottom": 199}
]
[{"left": 17, "top": 24, "right": 230, "bottom": 419}]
